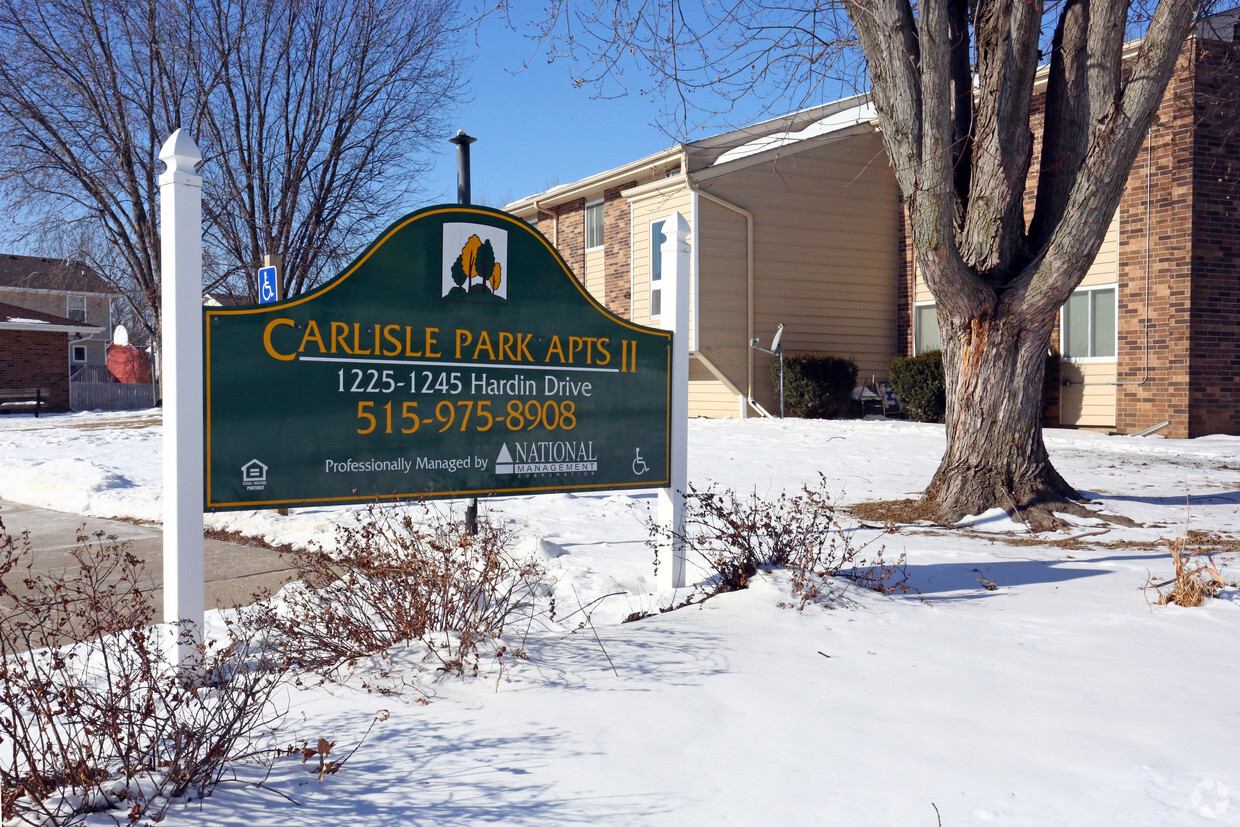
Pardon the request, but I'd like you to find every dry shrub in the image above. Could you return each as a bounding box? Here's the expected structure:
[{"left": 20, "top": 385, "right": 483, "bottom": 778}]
[
  {"left": 1148, "top": 533, "right": 1227, "bottom": 607},
  {"left": 0, "top": 518, "right": 288, "bottom": 826},
  {"left": 265, "top": 502, "right": 550, "bottom": 679},
  {"left": 648, "top": 475, "right": 910, "bottom": 604}
]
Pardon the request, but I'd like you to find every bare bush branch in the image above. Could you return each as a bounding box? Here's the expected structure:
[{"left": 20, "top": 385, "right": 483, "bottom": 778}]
[{"left": 0, "top": 517, "right": 291, "bottom": 825}]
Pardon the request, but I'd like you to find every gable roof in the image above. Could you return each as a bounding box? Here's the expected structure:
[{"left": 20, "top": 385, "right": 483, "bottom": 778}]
[
  {"left": 0, "top": 254, "right": 116, "bottom": 295},
  {"left": 0, "top": 300, "right": 102, "bottom": 333},
  {"left": 505, "top": 93, "right": 881, "bottom": 213}
]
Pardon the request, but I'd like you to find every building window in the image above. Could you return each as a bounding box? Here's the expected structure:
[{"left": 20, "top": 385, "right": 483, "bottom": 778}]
[
  {"left": 914, "top": 302, "right": 940, "bottom": 354},
  {"left": 650, "top": 219, "right": 667, "bottom": 318},
  {"left": 66, "top": 294, "right": 87, "bottom": 322},
  {"left": 70, "top": 344, "right": 87, "bottom": 363},
  {"left": 585, "top": 200, "right": 604, "bottom": 249},
  {"left": 1062, "top": 285, "right": 1116, "bottom": 359}
]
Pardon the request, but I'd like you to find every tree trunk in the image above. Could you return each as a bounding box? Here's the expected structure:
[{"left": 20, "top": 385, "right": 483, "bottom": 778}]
[{"left": 922, "top": 306, "right": 1084, "bottom": 531}]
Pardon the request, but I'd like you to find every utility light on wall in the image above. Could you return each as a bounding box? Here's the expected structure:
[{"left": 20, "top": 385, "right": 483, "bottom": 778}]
[{"left": 750, "top": 323, "right": 785, "bottom": 418}]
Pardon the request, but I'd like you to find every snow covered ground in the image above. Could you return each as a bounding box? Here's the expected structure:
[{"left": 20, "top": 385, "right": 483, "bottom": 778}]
[{"left": 2, "top": 410, "right": 1239, "bottom": 825}]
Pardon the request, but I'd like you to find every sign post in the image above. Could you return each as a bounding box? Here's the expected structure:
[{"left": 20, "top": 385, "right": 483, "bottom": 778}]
[
  {"left": 159, "top": 130, "right": 205, "bottom": 667},
  {"left": 657, "top": 212, "right": 690, "bottom": 591}
]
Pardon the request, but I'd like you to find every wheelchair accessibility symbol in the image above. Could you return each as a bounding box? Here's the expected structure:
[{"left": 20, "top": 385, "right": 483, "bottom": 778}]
[
  {"left": 632, "top": 448, "right": 649, "bottom": 475},
  {"left": 258, "top": 265, "right": 278, "bottom": 304}
]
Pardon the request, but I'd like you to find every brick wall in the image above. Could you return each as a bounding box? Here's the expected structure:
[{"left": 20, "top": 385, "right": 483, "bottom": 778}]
[
  {"left": 602, "top": 182, "right": 635, "bottom": 317},
  {"left": 537, "top": 186, "right": 636, "bottom": 318},
  {"left": 896, "top": 200, "right": 913, "bottom": 357},
  {"left": 1187, "top": 37, "right": 1240, "bottom": 436},
  {"left": 1114, "top": 49, "right": 1198, "bottom": 438},
  {"left": 552, "top": 198, "right": 586, "bottom": 279},
  {"left": 0, "top": 330, "right": 70, "bottom": 412}
]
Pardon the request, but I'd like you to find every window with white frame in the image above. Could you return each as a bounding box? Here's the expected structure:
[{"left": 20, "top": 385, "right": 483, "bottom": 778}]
[
  {"left": 649, "top": 219, "right": 667, "bottom": 318},
  {"left": 66, "top": 294, "right": 87, "bottom": 323},
  {"left": 584, "top": 199, "right": 604, "bottom": 249},
  {"left": 70, "top": 344, "right": 87, "bottom": 363},
  {"left": 914, "top": 302, "right": 941, "bottom": 354},
  {"left": 1061, "top": 285, "right": 1117, "bottom": 359}
]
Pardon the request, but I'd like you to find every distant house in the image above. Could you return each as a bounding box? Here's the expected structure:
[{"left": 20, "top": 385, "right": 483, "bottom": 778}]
[
  {"left": 0, "top": 300, "right": 102, "bottom": 412},
  {"left": 0, "top": 254, "right": 118, "bottom": 380},
  {"left": 507, "top": 13, "right": 1240, "bottom": 436}
]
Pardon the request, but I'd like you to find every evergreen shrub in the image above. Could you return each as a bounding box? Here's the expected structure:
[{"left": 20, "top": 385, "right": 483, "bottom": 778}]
[
  {"left": 773, "top": 353, "right": 859, "bottom": 418},
  {"left": 889, "top": 350, "right": 946, "bottom": 422}
]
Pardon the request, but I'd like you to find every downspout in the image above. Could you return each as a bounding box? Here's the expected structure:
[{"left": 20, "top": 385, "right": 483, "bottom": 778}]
[
  {"left": 685, "top": 180, "right": 757, "bottom": 417},
  {"left": 533, "top": 199, "right": 556, "bottom": 248}
]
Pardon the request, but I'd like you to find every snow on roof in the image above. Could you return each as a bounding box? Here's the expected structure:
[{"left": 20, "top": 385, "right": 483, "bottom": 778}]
[
  {"left": 0, "top": 299, "right": 99, "bottom": 330},
  {"left": 711, "top": 99, "right": 878, "bottom": 167}
]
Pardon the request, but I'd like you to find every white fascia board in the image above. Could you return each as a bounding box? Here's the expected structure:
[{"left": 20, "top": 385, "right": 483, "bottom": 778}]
[
  {"left": 505, "top": 146, "right": 684, "bottom": 215},
  {"left": 690, "top": 122, "right": 877, "bottom": 185},
  {"left": 0, "top": 321, "right": 104, "bottom": 334}
]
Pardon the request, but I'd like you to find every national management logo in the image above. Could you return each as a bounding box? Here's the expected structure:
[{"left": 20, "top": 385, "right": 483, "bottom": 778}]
[
  {"left": 442, "top": 223, "right": 508, "bottom": 303},
  {"left": 495, "top": 441, "right": 598, "bottom": 475}
]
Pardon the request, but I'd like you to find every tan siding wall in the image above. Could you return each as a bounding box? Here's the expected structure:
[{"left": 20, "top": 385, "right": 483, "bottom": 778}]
[
  {"left": 1059, "top": 362, "right": 1117, "bottom": 426},
  {"left": 1080, "top": 208, "right": 1120, "bottom": 287},
  {"left": 698, "top": 131, "right": 899, "bottom": 414},
  {"left": 1056, "top": 209, "right": 1119, "bottom": 426},
  {"left": 688, "top": 359, "right": 739, "bottom": 418},
  {"left": 629, "top": 183, "right": 695, "bottom": 327},
  {"left": 629, "top": 183, "right": 742, "bottom": 416},
  {"left": 913, "top": 268, "right": 934, "bottom": 303},
  {"left": 694, "top": 197, "right": 750, "bottom": 408},
  {"left": 583, "top": 247, "right": 606, "bottom": 299}
]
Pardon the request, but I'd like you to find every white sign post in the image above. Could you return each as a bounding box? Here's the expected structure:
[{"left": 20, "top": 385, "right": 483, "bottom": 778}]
[
  {"left": 658, "top": 212, "right": 690, "bottom": 591},
  {"left": 159, "top": 129, "right": 205, "bottom": 666}
]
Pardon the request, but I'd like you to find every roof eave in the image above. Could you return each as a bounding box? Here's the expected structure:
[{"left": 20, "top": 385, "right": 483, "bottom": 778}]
[{"left": 505, "top": 145, "right": 685, "bottom": 215}]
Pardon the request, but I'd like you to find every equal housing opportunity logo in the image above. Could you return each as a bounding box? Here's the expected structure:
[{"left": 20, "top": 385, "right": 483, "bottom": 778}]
[
  {"left": 241, "top": 459, "right": 267, "bottom": 491},
  {"left": 495, "top": 441, "right": 598, "bottom": 475}
]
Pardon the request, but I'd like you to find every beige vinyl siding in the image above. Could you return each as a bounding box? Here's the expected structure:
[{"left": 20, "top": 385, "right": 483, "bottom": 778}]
[
  {"left": 914, "top": 276, "right": 935, "bottom": 304},
  {"left": 629, "top": 182, "right": 695, "bottom": 327},
  {"left": 689, "top": 360, "right": 740, "bottom": 417},
  {"left": 698, "top": 130, "right": 898, "bottom": 414},
  {"left": 583, "top": 246, "right": 605, "bottom": 298},
  {"left": 1058, "top": 210, "right": 1119, "bottom": 427},
  {"left": 629, "top": 182, "right": 737, "bottom": 417},
  {"left": 1080, "top": 208, "right": 1120, "bottom": 287},
  {"left": 693, "top": 197, "right": 750, "bottom": 410},
  {"left": 1059, "top": 361, "right": 1117, "bottom": 426}
]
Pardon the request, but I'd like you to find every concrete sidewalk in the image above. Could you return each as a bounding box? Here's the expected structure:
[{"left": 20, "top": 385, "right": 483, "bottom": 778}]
[{"left": 0, "top": 499, "right": 299, "bottom": 619}]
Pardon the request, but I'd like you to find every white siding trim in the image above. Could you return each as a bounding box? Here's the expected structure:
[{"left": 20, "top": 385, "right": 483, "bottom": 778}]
[{"left": 691, "top": 190, "right": 700, "bottom": 352}]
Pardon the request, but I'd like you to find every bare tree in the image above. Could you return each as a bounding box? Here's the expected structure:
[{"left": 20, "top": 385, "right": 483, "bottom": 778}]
[
  {"left": 0, "top": 0, "right": 464, "bottom": 339},
  {"left": 195, "top": 0, "right": 463, "bottom": 301},
  {"left": 529, "top": 0, "right": 1211, "bottom": 528},
  {"left": 0, "top": 0, "right": 200, "bottom": 343}
]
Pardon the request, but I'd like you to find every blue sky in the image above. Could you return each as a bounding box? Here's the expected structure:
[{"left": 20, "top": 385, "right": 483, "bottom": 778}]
[{"left": 420, "top": 17, "right": 680, "bottom": 209}]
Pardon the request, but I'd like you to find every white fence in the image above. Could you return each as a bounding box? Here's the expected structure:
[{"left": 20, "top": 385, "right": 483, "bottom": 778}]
[{"left": 70, "top": 382, "right": 158, "bottom": 411}]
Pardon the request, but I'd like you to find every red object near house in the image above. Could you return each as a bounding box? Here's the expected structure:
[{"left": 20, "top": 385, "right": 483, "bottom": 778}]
[{"left": 107, "top": 344, "right": 152, "bottom": 384}]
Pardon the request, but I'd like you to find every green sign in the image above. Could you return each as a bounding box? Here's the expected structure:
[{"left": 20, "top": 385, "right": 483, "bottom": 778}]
[{"left": 204, "top": 205, "right": 672, "bottom": 512}]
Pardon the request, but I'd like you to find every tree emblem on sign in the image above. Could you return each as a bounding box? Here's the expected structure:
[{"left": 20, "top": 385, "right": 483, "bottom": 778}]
[{"left": 447, "top": 233, "right": 504, "bottom": 302}]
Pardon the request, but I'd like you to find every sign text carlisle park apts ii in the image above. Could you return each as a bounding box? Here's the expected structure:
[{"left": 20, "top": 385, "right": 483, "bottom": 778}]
[{"left": 204, "top": 206, "right": 672, "bottom": 511}]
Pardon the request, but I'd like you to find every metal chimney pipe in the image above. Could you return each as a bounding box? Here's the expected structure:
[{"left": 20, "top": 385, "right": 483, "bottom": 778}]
[{"left": 449, "top": 130, "right": 477, "bottom": 205}]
